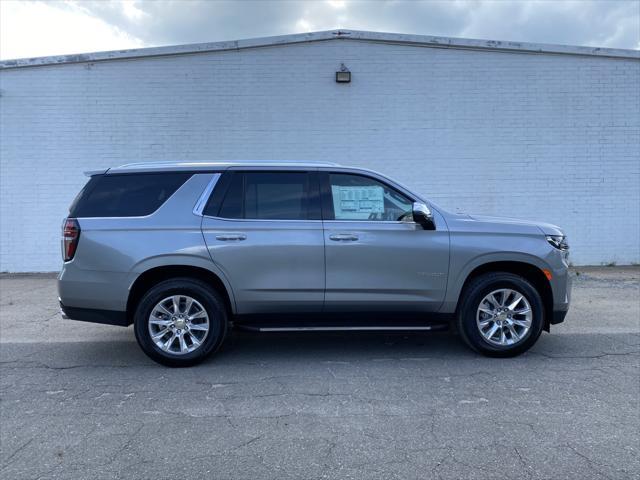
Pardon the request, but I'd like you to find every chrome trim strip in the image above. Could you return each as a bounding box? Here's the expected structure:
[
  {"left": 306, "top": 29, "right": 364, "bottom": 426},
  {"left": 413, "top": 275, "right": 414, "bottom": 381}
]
[
  {"left": 193, "top": 173, "right": 221, "bottom": 216},
  {"left": 256, "top": 325, "right": 437, "bottom": 332},
  {"left": 202, "top": 215, "right": 323, "bottom": 223},
  {"left": 202, "top": 216, "right": 416, "bottom": 225},
  {"left": 323, "top": 220, "right": 417, "bottom": 225}
]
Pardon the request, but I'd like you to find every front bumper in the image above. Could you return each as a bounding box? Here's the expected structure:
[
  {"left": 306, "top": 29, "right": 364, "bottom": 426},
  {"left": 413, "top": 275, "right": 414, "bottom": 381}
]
[
  {"left": 550, "top": 261, "right": 572, "bottom": 320},
  {"left": 550, "top": 309, "right": 569, "bottom": 325}
]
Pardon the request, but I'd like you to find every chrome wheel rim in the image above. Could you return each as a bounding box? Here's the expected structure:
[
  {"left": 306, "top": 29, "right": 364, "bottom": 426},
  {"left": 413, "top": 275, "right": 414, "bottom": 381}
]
[
  {"left": 476, "top": 288, "right": 532, "bottom": 347},
  {"left": 148, "top": 295, "right": 209, "bottom": 355}
]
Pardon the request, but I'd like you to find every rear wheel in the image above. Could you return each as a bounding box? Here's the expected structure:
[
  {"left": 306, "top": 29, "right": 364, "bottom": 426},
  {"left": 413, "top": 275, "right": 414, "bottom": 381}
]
[
  {"left": 134, "top": 278, "right": 228, "bottom": 367},
  {"left": 457, "top": 272, "right": 544, "bottom": 357}
]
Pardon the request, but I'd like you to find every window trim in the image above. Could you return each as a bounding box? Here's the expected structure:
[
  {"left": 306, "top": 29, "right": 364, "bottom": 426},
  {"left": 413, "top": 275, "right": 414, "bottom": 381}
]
[
  {"left": 204, "top": 170, "right": 322, "bottom": 222},
  {"left": 193, "top": 173, "right": 221, "bottom": 216},
  {"left": 320, "top": 171, "right": 417, "bottom": 224}
]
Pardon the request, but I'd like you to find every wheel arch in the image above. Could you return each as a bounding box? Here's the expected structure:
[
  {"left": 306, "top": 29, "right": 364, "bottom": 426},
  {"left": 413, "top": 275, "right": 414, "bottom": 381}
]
[
  {"left": 126, "top": 264, "right": 236, "bottom": 323},
  {"left": 456, "top": 260, "right": 554, "bottom": 330}
]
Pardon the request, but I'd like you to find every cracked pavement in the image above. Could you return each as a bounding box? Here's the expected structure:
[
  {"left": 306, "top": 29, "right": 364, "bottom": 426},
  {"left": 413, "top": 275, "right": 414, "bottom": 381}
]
[{"left": 1, "top": 267, "right": 639, "bottom": 479}]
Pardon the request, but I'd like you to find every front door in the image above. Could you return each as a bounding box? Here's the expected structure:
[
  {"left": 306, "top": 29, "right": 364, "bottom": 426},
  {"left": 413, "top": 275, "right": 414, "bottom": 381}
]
[
  {"left": 321, "top": 171, "right": 449, "bottom": 312},
  {"left": 201, "top": 170, "right": 324, "bottom": 314}
]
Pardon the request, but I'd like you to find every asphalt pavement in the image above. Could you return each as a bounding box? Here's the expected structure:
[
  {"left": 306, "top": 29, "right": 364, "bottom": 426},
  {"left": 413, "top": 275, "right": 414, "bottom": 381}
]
[{"left": 1, "top": 267, "right": 638, "bottom": 479}]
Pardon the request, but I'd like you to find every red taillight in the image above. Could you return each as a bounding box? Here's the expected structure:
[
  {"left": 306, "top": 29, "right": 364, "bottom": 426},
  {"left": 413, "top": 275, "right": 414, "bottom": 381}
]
[{"left": 62, "top": 218, "right": 80, "bottom": 261}]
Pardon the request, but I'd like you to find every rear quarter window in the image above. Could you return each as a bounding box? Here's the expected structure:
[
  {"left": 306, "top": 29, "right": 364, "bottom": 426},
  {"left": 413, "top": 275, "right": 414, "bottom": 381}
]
[{"left": 69, "top": 173, "right": 192, "bottom": 218}]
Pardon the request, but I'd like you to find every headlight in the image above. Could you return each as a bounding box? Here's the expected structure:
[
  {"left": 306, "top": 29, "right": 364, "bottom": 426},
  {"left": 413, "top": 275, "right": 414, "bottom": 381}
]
[{"left": 546, "top": 235, "right": 569, "bottom": 251}]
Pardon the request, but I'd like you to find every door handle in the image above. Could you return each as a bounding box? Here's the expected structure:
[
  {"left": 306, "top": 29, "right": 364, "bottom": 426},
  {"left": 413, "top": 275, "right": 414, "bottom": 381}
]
[
  {"left": 329, "top": 233, "right": 359, "bottom": 242},
  {"left": 215, "top": 234, "right": 247, "bottom": 241}
]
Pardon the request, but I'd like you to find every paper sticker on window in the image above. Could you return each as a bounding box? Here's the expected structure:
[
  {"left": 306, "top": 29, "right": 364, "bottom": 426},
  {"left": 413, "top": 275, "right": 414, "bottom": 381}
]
[{"left": 332, "top": 185, "right": 384, "bottom": 220}]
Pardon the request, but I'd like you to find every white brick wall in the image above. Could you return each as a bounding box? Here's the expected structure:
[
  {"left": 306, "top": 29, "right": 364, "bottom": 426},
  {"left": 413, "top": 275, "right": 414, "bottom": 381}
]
[{"left": 1, "top": 38, "right": 639, "bottom": 271}]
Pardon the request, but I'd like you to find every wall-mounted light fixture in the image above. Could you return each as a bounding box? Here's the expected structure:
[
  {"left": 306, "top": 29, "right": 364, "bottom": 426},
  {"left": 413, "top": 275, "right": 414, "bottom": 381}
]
[{"left": 335, "top": 63, "right": 351, "bottom": 83}]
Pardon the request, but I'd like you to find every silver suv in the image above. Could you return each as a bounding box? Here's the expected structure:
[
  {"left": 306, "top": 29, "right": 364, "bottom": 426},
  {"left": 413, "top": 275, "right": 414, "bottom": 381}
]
[{"left": 59, "top": 162, "right": 571, "bottom": 366}]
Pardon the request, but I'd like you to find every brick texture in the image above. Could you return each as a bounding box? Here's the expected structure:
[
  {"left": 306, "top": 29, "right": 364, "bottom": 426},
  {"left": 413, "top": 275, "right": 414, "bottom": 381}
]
[{"left": 1, "top": 40, "right": 639, "bottom": 271}]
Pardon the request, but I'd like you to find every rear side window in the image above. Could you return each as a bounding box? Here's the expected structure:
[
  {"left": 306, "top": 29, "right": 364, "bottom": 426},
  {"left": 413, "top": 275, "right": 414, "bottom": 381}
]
[
  {"left": 211, "top": 171, "right": 320, "bottom": 220},
  {"left": 70, "top": 173, "right": 192, "bottom": 217}
]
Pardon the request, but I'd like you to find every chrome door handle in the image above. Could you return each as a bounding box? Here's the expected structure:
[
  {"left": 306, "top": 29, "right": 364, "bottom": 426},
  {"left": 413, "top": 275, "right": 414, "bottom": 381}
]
[
  {"left": 329, "top": 233, "right": 359, "bottom": 242},
  {"left": 215, "top": 234, "right": 247, "bottom": 241}
]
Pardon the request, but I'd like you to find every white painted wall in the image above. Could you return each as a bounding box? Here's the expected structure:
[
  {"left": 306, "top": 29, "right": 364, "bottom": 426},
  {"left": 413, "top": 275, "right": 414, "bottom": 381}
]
[{"left": 1, "top": 38, "right": 639, "bottom": 271}]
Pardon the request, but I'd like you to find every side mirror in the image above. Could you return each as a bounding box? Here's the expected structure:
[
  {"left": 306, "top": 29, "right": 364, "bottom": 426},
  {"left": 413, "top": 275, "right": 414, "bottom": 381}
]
[{"left": 412, "top": 202, "right": 436, "bottom": 230}]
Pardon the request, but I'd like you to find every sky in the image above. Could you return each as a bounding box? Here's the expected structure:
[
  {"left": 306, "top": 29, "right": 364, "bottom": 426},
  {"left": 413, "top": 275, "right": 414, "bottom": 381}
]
[{"left": 1, "top": 0, "right": 639, "bottom": 60}]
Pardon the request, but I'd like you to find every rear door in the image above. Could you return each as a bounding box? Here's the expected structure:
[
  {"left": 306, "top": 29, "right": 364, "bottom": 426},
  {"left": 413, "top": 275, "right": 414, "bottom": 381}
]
[
  {"left": 321, "top": 170, "right": 449, "bottom": 312},
  {"left": 201, "top": 169, "right": 325, "bottom": 314}
]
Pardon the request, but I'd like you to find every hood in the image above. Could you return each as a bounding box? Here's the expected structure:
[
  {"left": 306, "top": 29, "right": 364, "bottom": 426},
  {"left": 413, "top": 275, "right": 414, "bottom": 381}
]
[{"left": 454, "top": 214, "right": 564, "bottom": 236}]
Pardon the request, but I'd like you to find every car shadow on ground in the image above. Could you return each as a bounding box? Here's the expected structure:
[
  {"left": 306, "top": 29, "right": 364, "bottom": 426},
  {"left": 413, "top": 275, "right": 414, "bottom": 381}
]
[
  {"left": 211, "top": 329, "right": 639, "bottom": 365},
  {"left": 220, "top": 330, "right": 471, "bottom": 360},
  {"left": 2, "top": 328, "right": 637, "bottom": 369}
]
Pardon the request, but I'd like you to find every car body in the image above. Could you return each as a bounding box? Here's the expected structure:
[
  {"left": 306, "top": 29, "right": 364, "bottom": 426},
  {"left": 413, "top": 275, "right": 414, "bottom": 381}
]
[{"left": 59, "top": 161, "right": 571, "bottom": 366}]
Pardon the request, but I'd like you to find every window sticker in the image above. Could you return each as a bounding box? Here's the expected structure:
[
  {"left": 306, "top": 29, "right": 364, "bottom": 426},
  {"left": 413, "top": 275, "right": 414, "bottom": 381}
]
[{"left": 332, "top": 185, "right": 385, "bottom": 220}]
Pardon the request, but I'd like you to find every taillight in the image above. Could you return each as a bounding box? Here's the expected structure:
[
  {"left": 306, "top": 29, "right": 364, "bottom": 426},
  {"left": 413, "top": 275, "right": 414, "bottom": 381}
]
[{"left": 62, "top": 218, "right": 80, "bottom": 261}]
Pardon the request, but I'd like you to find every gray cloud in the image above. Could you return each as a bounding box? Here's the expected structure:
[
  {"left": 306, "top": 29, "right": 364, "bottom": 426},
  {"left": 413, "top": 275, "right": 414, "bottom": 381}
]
[{"left": 71, "top": 0, "right": 640, "bottom": 50}]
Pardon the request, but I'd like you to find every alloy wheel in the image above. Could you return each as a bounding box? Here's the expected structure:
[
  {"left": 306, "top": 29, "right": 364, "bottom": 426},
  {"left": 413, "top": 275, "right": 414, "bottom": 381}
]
[
  {"left": 148, "top": 295, "right": 210, "bottom": 355},
  {"left": 476, "top": 288, "right": 532, "bottom": 346}
]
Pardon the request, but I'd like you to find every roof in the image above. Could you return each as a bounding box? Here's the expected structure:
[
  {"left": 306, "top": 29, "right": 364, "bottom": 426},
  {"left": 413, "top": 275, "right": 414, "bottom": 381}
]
[
  {"left": 100, "top": 160, "right": 342, "bottom": 175},
  {"left": 2, "top": 29, "right": 638, "bottom": 70}
]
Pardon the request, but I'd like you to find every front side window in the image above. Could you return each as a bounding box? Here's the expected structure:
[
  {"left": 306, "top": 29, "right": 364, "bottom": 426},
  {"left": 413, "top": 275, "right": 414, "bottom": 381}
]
[
  {"left": 327, "top": 173, "right": 413, "bottom": 221},
  {"left": 216, "top": 172, "right": 318, "bottom": 220}
]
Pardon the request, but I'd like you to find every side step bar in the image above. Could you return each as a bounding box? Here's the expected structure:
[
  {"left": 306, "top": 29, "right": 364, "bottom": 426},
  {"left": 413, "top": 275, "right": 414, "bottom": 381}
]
[{"left": 236, "top": 324, "right": 449, "bottom": 333}]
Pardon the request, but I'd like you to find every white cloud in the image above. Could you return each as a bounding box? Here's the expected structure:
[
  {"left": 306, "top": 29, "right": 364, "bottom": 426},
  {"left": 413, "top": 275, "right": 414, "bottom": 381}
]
[
  {"left": 327, "top": 0, "right": 348, "bottom": 10},
  {"left": 121, "top": 0, "right": 147, "bottom": 21},
  {"left": 295, "top": 18, "right": 314, "bottom": 32},
  {"left": 458, "top": 0, "right": 640, "bottom": 49},
  {"left": 0, "top": 0, "right": 143, "bottom": 60},
  {"left": 1, "top": 0, "right": 637, "bottom": 60}
]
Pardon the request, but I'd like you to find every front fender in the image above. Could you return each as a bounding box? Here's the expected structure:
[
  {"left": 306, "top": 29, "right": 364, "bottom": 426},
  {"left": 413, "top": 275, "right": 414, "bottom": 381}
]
[{"left": 441, "top": 244, "right": 553, "bottom": 314}]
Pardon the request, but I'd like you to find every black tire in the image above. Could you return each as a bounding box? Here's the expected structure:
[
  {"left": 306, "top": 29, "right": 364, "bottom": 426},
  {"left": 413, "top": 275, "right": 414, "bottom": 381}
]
[
  {"left": 456, "top": 272, "right": 544, "bottom": 357},
  {"left": 134, "top": 278, "right": 228, "bottom": 367}
]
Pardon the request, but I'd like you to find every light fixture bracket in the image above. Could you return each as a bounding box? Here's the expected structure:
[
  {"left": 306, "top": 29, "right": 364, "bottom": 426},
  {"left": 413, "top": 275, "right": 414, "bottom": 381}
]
[{"left": 335, "top": 63, "right": 351, "bottom": 83}]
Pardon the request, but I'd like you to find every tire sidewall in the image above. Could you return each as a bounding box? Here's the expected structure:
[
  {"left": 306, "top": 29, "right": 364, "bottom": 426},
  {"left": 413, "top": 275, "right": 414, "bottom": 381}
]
[
  {"left": 459, "top": 274, "right": 544, "bottom": 357},
  {"left": 134, "top": 279, "right": 227, "bottom": 367}
]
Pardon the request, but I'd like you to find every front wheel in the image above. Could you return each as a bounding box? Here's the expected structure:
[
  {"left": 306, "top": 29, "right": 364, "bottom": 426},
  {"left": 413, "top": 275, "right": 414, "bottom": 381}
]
[
  {"left": 457, "top": 272, "right": 544, "bottom": 357},
  {"left": 134, "top": 278, "right": 228, "bottom": 367}
]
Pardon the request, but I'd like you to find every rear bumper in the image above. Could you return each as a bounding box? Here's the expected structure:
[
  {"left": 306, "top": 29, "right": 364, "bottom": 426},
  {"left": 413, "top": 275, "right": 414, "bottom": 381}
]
[
  {"left": 60, "top": 301, "right": 130, "bottom": 327},
  {"left": 58, "top": 265, "right": 129, "bottom": 311}
]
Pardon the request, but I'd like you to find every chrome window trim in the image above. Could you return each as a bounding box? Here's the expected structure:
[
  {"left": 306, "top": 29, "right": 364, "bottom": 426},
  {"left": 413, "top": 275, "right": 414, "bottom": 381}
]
[
  {"left": 323, "top": 219, "right": 418, "bottom": 225},
  {"left": 193, "top": 173, "right": 221, "bottom": 216},
  {"left": 201, "top": 215, "right": 416, "bottom": 226},
  {"left": 201, "top": 215, "right": 323, "bottom": 223}
]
